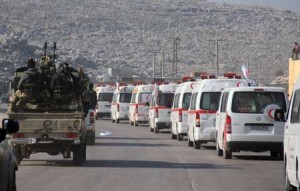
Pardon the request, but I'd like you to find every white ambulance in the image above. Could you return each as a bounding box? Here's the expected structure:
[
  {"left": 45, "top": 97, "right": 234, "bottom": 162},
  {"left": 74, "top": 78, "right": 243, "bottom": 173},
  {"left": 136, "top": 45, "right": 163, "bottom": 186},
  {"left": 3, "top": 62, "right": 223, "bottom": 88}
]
[
  {"left": 284, "top": 77, "right": 300, "bottom": 190},
  {"left": 216, "top": 86, "right": 288, "bottom": 159},
  {"left": 95, "top": 86, "right": 116, "bottom": 119},
  {"left": 171, "top": 81, "right": 195, "bottom": 141},
  {"left": 111, "top": 85, "right": 134, "bottom": 123},
  {"left": 149, "top": 83, "right": 178, "bottom": 133},
  {"left": 187, "top": 78, "right": 248, "bottom": 149},
  {"left": 129, "top": 84, "right": 154, "bottom": 126}
]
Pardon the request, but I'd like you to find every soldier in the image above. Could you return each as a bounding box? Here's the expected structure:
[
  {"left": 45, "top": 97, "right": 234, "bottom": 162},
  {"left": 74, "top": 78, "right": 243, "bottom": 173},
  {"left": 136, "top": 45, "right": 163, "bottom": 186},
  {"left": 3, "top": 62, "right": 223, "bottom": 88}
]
[
  {"left": 82, "top": 82, "right": 97, "bottom": 114},
  {"left": 50, "top": 63, "right": 75, "bottom": 104},
  {"left": 17, "top": 58, "right": 41, "bottom": 96}
]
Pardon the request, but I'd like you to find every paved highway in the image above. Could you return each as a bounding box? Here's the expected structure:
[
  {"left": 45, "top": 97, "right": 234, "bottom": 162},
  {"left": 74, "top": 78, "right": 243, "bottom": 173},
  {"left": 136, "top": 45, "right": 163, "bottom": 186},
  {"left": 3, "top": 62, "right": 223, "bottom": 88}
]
[{"left": 16, "top": 119, "right": 284, "bottom": 191}]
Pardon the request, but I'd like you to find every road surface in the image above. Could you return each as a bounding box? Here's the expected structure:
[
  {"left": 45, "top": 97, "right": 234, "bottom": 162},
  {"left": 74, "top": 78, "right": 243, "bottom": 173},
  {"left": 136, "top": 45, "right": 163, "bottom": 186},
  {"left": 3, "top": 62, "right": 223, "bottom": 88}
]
[{"left": 16, "top": 119, "right": 284, "bottom": 191}]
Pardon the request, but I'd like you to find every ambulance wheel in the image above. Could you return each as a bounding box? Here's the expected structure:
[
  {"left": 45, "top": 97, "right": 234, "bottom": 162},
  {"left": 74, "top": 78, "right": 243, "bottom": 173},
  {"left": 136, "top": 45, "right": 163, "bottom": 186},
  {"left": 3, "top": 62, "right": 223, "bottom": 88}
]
[
  {"left": 150, "top": 128, "right": 154, "bottom": 132},
  {"left": 223, "top": 149, "right": 232, "bottom": 159},
  {"left": 193, "top": 140, "right": 200, "bottom": 149},
  {"left": 154, "top": 128, "right": 159, "bottom": 134},
  {"left": 115, "top": 119, "right": 120, "bottom": 123},
  {"left": 270, "top": 150, "right": 283, "bottom": 160},
  {"left": 86, "top": 135, "right": 95, "bottom": 145},
  {"left": 177, "top": 134, "right": 183, "bottom": 141},
  {"left": 216, "top": 139, "right": 223, "bottom": 157},
  {"left": 187, "top": 136, "right": 193, "bottom": 147},
  {"left": 171, "top": 129, "right": 177, "bottom": 140}
]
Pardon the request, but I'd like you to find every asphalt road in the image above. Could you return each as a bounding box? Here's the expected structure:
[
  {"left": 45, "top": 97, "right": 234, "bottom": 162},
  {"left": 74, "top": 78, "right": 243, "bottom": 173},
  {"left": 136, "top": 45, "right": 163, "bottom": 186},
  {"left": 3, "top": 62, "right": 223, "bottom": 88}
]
[{"left": 16, "top": 119, "right": 284, "bottom": 191}]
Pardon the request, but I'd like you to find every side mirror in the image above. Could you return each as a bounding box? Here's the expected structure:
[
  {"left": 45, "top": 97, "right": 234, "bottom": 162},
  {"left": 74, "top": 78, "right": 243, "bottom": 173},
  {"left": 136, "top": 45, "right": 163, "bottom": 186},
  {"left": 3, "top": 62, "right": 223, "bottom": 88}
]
[
  {"left": 145, "top": 102, "right": 150, "bottom": 107},
  {"left": 3, "top": 119, "right": 19, "bottom": 134},
  {"left": 274, "top": 109, "right": 286, "bottom": 122}
]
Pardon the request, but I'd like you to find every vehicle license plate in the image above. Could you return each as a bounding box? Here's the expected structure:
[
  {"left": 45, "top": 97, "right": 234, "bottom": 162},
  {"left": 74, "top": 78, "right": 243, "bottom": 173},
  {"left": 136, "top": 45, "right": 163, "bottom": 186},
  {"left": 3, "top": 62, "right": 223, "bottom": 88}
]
[{"left": 250, "top": 125, "right": 268, "bottom": 131}]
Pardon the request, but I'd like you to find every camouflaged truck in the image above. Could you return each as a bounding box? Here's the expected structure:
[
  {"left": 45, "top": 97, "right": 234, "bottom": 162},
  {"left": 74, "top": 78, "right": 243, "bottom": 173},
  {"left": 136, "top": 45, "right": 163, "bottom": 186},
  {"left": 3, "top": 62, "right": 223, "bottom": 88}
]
[{"left": 8, "top": 54, "right": 89, "bottom": 166}]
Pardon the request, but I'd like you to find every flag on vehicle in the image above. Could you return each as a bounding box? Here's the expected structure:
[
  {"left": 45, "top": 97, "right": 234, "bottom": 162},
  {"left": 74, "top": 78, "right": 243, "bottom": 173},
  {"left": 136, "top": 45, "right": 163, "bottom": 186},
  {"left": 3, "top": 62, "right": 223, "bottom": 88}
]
[{"left": 241, "top": 64, "right": 250, "bottom": 81}]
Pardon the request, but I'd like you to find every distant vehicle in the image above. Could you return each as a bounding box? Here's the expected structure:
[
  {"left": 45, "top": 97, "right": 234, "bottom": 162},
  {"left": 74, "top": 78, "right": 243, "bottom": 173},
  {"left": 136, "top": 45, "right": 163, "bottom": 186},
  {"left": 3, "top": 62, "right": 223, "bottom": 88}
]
[
  {"left": 129, "top": 84, "right": 153, "bottom": 126},
  {"left": 148, "top": 83, "right": 177, "bottom": 133},
  {"left": 95, "top": 86, "right": 116, "bottom": 119},
  {"left": 170, "top": 81, "right": 195, "bottom": 141},
  {"left": 216, "top": 86, "right": 288, "bottom": 159},
  {"left": 284, "top": 77, "right": 300, "bottom": 190},
  {"left": 187, "top": 78, "right": 249, "bottom": 149},
  {"left": 111, "top": 85, "right": 134, "bottom": 123},
  {"left": 0, "top": 119, "right": 19, "bottom": 191}
]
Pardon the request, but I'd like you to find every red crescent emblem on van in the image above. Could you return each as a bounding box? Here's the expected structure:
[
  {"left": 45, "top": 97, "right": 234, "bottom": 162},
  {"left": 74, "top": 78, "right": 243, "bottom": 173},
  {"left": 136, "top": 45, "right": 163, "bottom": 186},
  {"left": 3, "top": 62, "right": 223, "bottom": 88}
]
[
  {"left": 236, "top": 82, "right": 242, "bottom": 87},
  {"left": 268, "top": 109, "right": 274, "bottom": 119},
  {"left": 146, "top": 95, "right": 151, "bottom": 101},
  {"left": 123, "top": 87, "right": 127, "bottom": 92},
  {"left": 190, "top": 83, "right": 195, "bottom": 89}
]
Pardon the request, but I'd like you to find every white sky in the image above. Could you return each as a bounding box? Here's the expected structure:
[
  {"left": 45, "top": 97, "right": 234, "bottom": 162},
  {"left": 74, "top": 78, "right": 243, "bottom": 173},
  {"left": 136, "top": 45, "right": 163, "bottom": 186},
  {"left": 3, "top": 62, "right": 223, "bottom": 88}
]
[{"left": 210, "top": 0, "right": 300, "bottom": 13}]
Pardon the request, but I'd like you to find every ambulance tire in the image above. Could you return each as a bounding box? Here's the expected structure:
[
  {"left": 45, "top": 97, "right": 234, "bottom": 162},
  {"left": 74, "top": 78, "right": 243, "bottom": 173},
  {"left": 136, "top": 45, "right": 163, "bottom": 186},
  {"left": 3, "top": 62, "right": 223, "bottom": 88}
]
[
  {"left": 193, "top": 140, "right": 200, "bottom": 149},
  {"left": 216, "top": 139, "right": 223, "bottom": 157},
  {"left": 223, "top": 149, "right": 232, "bottom": 159},
  {"left": 171, "top": 129, "right": 176, "bottom": 140},
  {"left": 187, "top": 136, "right": 193, "bottom": 147}
]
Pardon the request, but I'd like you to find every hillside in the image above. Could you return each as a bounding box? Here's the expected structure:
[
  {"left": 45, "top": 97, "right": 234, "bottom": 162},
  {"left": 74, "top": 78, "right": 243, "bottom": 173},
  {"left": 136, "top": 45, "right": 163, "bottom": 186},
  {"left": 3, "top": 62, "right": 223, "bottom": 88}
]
[{"left": 0, "top": 0, "right": 299, "bottom": 84}]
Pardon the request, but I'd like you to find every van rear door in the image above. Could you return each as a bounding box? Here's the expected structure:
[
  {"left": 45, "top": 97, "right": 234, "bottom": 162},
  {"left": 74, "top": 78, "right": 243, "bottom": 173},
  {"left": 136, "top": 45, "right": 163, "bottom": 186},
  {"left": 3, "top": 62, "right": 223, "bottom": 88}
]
[{"left": 230, "top": 91, "right": 287, "bottom": 141}]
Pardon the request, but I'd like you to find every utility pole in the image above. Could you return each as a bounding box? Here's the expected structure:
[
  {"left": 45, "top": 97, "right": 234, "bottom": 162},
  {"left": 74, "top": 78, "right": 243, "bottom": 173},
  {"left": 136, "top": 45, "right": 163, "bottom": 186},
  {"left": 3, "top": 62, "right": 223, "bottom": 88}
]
[
  {"left": 161, "top": 49, "right": 165, "bottom": 77},
  {"left": 152, "top": 52, "right": 156, "bottom": 78},
  {"left": 172, "top": 37, "right": 180, "bottom": 78},
  {"left": 209, "top": 39, "right": 226, "bottom": 77}
]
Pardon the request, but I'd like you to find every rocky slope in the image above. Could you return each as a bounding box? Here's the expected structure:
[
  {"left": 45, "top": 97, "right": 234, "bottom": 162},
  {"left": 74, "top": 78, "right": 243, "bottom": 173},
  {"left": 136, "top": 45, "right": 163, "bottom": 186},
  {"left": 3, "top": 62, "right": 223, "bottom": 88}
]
[{"left": 0, "top": 0, "right": 299, "bottom": 84}]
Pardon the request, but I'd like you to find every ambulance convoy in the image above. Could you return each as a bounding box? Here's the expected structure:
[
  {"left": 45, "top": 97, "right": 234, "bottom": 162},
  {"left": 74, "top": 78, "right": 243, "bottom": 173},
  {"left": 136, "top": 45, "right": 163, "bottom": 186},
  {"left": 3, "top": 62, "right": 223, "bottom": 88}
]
[
  {"left": 96, "top": 73, "right": 288, "bottom": 161},
  {"left": 93, "top": 73, "right": 294, "bottom": 189}
]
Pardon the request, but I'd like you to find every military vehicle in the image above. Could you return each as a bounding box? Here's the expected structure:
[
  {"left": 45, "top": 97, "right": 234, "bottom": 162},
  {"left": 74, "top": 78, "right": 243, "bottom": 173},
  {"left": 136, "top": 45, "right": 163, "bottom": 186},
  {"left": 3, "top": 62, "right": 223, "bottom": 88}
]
[{"left": 8, "top": 42, "right": 90, "bottom": 165}]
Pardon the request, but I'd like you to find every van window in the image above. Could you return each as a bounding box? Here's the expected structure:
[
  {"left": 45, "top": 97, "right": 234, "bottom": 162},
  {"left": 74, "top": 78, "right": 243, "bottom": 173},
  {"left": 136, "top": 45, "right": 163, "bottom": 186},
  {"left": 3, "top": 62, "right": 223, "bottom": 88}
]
[
  {"left": 119, "top": 93, "right": 131, "bottom": 103},
  {"left": 98, "top": 93, "right": 113, "bottom": 102},
  {"left": 291, "top": 90, "right": 300, "bottom": 123},
  {"left": 220, "top": 92, "right": 229, "bottom": 112},
  {"left": 200, "top": 92, "right": 221, "bottom": 111},
  {"left": 158, "top": 93, "right": 174, "bottom": 108},
  {"left": 182, "top": 93, "right": 192, "bottom": 109},
  {"left": 190, "top": 93, "right": 198, "bottom": 110},
  {"left": 232, "top": 91, "right": 286, "bottom": 113},
  {"left": 138, "top": 93, "right": 151, "bottom": 104},
  {"left": 173, "top": 93, "right": 180, "bottom": 108}
]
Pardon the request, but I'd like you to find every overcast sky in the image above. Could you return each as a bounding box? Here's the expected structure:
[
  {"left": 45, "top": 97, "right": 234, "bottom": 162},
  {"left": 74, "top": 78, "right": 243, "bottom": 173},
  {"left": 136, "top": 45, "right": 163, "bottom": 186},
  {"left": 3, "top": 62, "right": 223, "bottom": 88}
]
[{"left": 210, "top": 0, "right": 300, "bottom": 13}]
